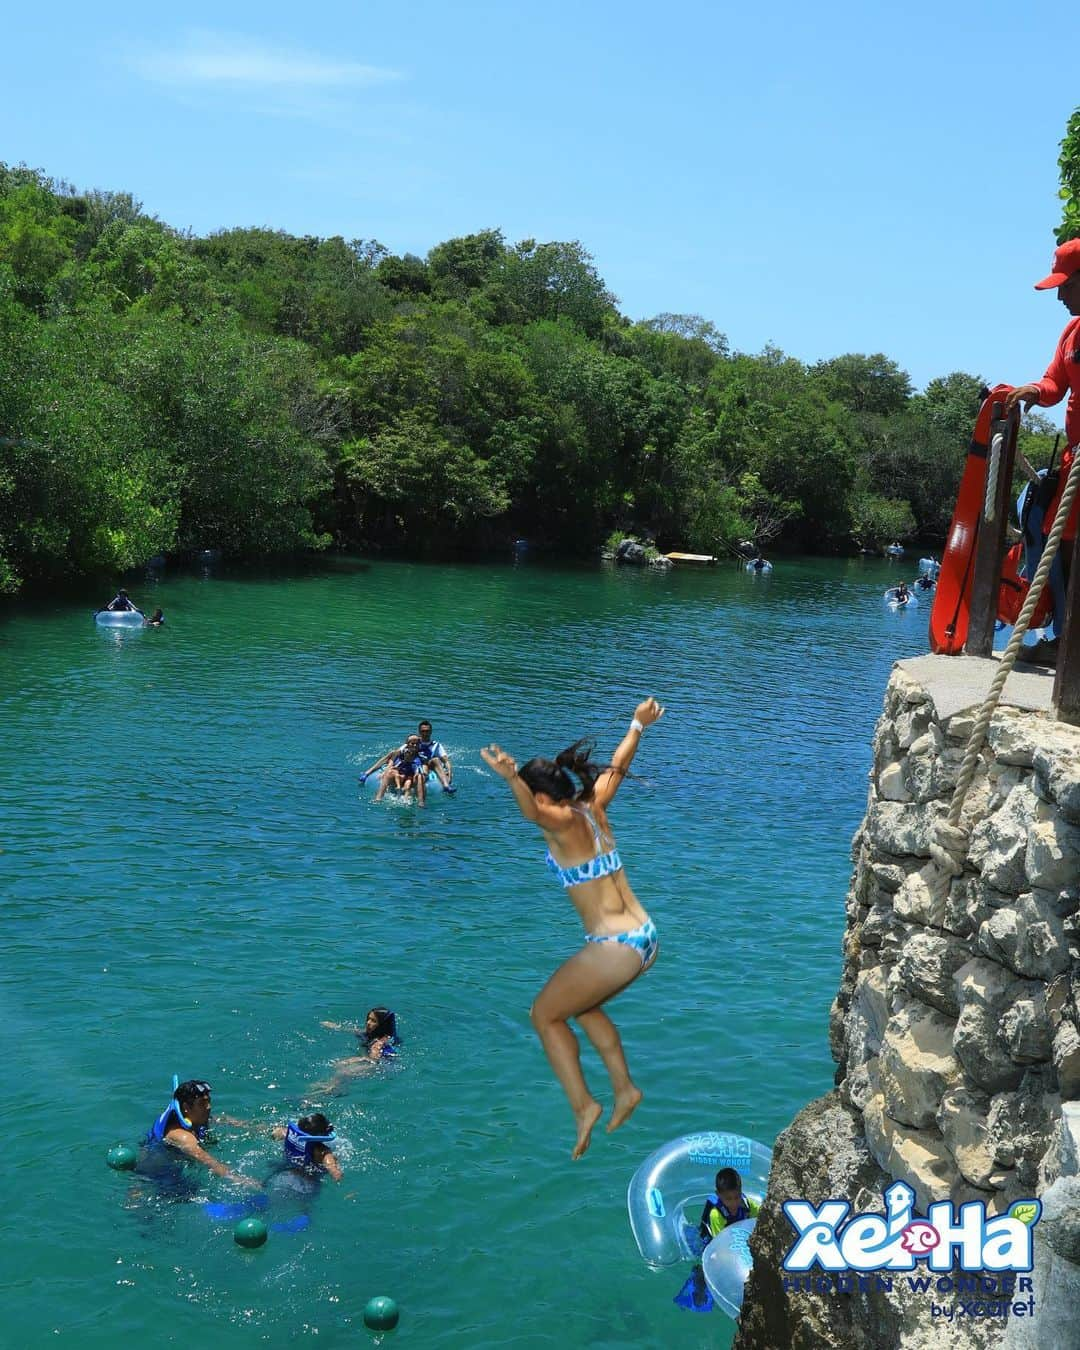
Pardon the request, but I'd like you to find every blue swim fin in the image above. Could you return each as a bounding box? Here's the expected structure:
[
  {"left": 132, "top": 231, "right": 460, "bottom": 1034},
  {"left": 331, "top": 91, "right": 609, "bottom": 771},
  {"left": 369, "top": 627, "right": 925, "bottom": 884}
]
[
  {"left": 674, "top": 1268, "right": 715, "bottom": 1313},
  {"left": 269, "top": 1214, "right": 312, "bottom": 1234},
  {"left": 204, "top": 1194, "right": 268, "bottom": 1221}
]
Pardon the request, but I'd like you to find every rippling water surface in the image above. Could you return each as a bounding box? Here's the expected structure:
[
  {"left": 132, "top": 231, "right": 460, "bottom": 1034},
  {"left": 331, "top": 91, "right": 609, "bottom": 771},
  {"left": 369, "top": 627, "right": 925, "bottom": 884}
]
[{"left": 1, "top": 555, "right": 931, "bottom": 1348}]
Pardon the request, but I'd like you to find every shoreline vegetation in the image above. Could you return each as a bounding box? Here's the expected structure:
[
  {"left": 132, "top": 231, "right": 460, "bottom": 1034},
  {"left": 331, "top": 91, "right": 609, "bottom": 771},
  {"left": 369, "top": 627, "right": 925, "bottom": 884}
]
[{"left": 0, "top": 162, "right": 1063, "bottom": 595}]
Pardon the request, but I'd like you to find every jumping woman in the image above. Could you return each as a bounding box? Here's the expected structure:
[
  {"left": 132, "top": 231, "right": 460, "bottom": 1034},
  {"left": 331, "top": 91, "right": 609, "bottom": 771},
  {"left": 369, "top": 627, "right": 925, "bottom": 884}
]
[{"left": 480, "top": 697, "right": 664, "bottom": 1160}]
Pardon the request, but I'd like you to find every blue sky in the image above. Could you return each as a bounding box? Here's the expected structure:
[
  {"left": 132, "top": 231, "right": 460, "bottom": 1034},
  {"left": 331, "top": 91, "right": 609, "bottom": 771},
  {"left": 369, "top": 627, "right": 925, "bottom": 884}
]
[{"left": 5, "top": 0, "right": 1076, "bottom": 400}]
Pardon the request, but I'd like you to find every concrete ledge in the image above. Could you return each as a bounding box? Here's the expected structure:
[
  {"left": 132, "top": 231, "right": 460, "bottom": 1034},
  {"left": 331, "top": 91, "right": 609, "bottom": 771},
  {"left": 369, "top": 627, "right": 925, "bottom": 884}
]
[{"left": 896, "top": 654, "right": 1054, "bottom": 722}]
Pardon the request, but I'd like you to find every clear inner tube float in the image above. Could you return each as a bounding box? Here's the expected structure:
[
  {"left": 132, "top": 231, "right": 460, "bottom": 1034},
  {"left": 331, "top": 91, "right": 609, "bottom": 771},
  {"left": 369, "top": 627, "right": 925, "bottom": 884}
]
[
  {"left": 627, "top": 1131, "right": 772, "bottom": 1318},
  {"left": 745, "top": 560, "right": 772, "bottom": 574},
  {"left": 95, "top": 608, "right": 145, "bottom": 627},
  {"left": 884, "top": 587, "right": 917, "bottom": 610}
]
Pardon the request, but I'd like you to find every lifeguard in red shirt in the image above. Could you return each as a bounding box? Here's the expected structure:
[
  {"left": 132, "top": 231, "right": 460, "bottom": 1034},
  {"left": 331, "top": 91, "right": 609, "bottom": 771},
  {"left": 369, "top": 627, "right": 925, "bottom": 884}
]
[{"left": 1004, "top": 238, "right": 1080, "bottom": 662}]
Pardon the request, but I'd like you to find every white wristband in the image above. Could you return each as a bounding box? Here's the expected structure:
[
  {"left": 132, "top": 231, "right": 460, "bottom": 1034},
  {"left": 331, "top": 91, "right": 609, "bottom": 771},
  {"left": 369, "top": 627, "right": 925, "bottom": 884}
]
[{"left": 630, "top": 718, "right": 645, "bottom": 733}]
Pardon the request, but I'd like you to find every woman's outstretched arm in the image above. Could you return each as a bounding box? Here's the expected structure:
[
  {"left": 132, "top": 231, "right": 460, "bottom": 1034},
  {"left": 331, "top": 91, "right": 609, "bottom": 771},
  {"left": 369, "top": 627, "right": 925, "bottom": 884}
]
[
  {"left": 480, "top": 744, "right": 569, "bottom": 829},
  {"left": 592, "top": 698, "right": 665, "bottom": 807}
]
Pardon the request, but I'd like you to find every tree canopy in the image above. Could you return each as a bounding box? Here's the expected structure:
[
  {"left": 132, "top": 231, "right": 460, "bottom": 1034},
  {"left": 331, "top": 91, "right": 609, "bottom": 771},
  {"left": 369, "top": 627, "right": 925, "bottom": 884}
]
[{"left": 0, "top": 159, "right": 1028, "bottom": 592}]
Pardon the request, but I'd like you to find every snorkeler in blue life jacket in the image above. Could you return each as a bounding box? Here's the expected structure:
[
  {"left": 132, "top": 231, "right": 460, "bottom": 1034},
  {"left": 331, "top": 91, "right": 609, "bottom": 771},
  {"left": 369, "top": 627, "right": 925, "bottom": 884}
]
[
  {"left": 137, "top": 1078, "right": 258, "bottom": 1189},
  {"left": 272, "top": 1114, "right": 343, "bottom": 1181},
  {"left": 373, "top": 737, "right": 426, "bottom": 804},
  {"left": 698, "top": 1167, "right": 760, "bottom": 1242}
]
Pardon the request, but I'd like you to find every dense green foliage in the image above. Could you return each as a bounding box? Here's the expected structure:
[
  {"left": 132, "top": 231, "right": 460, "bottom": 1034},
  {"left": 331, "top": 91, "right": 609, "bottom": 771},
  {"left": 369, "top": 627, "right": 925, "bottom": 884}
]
[
  {"left": 0, "top": 161, "right": 1047, "bottom": 592},
  {"left": 1057, "top": 109, "right": 1080, "bottom": 244}
]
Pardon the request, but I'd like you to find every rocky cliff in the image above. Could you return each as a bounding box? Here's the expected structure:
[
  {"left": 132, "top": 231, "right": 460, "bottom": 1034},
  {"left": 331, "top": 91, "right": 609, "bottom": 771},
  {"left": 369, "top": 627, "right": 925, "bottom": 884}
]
[{"left": 733, "top": 657, "right": 1080, "bottom": 1350}]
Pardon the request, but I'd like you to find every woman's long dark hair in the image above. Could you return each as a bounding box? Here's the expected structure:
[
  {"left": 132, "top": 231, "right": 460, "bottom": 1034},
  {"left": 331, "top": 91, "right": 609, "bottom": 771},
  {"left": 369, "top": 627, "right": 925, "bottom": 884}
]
[
  {"left": 518, "top": 738, "right": 607, "bottom": 802},
  {"left": 364, "top": 1007, "right": 400, "bottom": 1045}
]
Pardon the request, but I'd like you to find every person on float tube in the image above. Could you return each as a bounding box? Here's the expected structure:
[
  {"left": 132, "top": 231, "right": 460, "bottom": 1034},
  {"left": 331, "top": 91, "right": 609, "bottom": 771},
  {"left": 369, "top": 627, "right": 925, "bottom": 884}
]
[
  {"left": 137, "top": 1078, "right": 259, "bottom": 1188},
  {"left": 416, "top": 720, "right": 455, "bottom": 793},
  {"left": 271, "top": 1113, "right": 343, "bottom": 1181},
  {"left": 698, "top": 1166, "right": 761, "bottom": 1242},
  {"left": 373, "top": 736, "right": 426, "bottom": 804},
  {"left": 1004, "top": 237, "right": 1080, "bottom": 665},
  {"left": 104, "top": 588, "right": 140, "bottom": 613}
]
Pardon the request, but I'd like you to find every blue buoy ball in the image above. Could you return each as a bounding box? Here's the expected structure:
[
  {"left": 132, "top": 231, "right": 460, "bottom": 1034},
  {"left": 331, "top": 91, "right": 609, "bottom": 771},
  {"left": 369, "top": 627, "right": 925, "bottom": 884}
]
[
  {"left": 233, "top": 1217, "right": 268, "bottom": 1249},
  {"left": 363, "top": 1296, "right": 399, "bottom": 1330},
  {"left": 106, "top": 1144, "right": 137, "bottom": 1171}
]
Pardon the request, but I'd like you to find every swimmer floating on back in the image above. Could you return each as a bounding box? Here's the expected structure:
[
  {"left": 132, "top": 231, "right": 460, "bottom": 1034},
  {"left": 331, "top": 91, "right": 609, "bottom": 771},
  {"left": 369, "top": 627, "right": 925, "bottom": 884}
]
[
  {"left": 481, "top": 697, "right": 664, "bottom": 1160},
  {"left": 312, "top": 1007, "right": 402, "bottom": 1095}
]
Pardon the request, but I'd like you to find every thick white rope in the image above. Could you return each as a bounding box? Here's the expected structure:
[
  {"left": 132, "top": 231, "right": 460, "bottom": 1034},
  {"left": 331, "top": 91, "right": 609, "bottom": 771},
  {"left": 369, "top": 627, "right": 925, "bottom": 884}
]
[
  {"left": 983, "top": 430, "right": 1004, "bottom": 523},
  {"left": 925, "top": 451, "right": 1080, "bottom": 913}
]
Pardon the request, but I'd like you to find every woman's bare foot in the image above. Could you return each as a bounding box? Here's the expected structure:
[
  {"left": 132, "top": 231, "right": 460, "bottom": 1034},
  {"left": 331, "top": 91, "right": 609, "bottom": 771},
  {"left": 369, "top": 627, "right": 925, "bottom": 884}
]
[
  {"left": 607, "top": 1085, "right": 643, "bottom": 1134},
  {"left": 571, "top": 1099, "right": 604, "bottom": 1160}
]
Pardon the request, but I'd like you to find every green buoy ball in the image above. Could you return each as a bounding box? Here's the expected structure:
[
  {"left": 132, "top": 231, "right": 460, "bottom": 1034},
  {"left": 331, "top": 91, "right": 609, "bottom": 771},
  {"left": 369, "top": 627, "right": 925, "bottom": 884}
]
[
  {"left": 106, "top": 1144, "right": 137, "bottom": 1171},
  {"left": 233, "top": 1217, "right": 268, "bottom": 1249},
  {"left": 363, "top": 1296, "right": 399, "bottom": 1331}
]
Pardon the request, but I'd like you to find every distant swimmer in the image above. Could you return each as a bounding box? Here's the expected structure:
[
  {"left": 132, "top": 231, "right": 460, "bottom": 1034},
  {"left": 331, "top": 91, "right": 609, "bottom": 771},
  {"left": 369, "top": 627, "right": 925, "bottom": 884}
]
[
  {"left": 136, "top": 1078, "right": 258, "bottom": 1192},
  {"left": 481, "top": 697, "right": 664, "bottom": 1160},
  {"left": 144, "top": 608, "right": 165, "bottom": 626},
  {"left": 314, "top": 1007, "right": 402, "bottom": 1095},
  {"left": 104, "top": 588, "right": 140, "bottom": 613}
]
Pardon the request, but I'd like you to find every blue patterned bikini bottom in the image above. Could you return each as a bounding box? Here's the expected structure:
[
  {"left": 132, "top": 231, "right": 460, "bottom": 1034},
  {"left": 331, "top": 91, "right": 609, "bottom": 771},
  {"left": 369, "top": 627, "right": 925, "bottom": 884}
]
[{"left": 584, "top": 917, "right": 658, "bottom": 968}]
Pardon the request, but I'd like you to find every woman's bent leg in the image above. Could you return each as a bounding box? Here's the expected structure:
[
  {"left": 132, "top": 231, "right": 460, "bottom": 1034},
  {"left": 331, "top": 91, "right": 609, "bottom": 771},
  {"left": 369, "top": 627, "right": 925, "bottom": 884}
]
[
  {"left": 530, "top": 942, "right": 647, "bottom": 1159},
  {"left": 575, "top": 1007, "right": 643, "bottom": 1134}
]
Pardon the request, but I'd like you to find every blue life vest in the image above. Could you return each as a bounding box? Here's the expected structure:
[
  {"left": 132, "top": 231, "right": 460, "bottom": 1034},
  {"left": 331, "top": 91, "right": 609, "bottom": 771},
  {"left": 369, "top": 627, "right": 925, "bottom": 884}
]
[
  {"left": 144, "top": 1099, "right": 206, "bottom": 1148},
  {"left": 283, "top": 1120, "right": 335, "bottom": 1172}
]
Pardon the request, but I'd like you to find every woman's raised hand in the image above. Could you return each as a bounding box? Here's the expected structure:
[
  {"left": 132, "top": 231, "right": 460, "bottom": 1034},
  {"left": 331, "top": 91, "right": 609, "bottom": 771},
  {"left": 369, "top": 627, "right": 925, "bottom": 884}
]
[
  {"left": 480, "top": 743, "right": 519, "bottom": 780},
  {"left": 634, "top": 697, "right": 665, "bottom": 727}
]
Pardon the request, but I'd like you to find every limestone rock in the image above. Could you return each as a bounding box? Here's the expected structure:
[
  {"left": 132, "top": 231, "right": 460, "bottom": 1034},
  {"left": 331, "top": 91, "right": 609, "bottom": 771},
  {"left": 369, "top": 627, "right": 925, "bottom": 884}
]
[
  {"left": 894, "top": 929, "right": 971, "bottom": 1015},
  {"left": 879, "top": 1002, "right": 960, "bottom": 1128},
  {"left": 943, "top": 872, "right": 1000, "bottom": 940},
  {"left": 1026, "top": 814, "right": 1080, "bottom": 892},
  {"left": 893, "top": 863, "right": 945, "bottom": 926},
  {"left": 953, "top": 958, "right": 1035, "bottom": 1093},
  {"left": 1001, "top": 993, "right": 1051, "bottom": 1063},
  {"left": 987, "top": 706, "right": 1045, "bottom": 767},
  {"left": 978, "top": 891, "right": 1071, "bottom": 981},
  {"left": 843, "top": 964, "right": 889, "bottom": 1071},
  {"left": 867, "top": 800, "right": 941, "bottom": 859},
  {"left": 937, "top": 1083, "right": 995, "bottom": 1187},
  {"left": 894, "top": 701, "right": 935, "bottom": 752},
  {"left": 944, "top": 709, "right": 977, "bottom": 741},
  {"left": 1039, "top": 1174, "right": 1080, "bottom": 1264},
  {"left": 871, "top": 860, "right": 910, "bottom": 894},
  {"left": 904, "top": 725, "right": 953, "bottom": 802},
  {"left": 1053, "top": 1022, "right": 1080, "bottom": 1100},
  {"left": 1003, "top": 1239, "right": 1080, "bottom": 1350},
  {"left": 1032, "top": 730, "right": 1080, "bottom": 825},
  {"left": 864, "top": 1091, "right": 957, "bottom": 1207},
  {"left": 969, "top": 782, "right": 1041, "bottom": 894},
  {"left": 987, "top": 1071, "right": 1061, "bottom": 1191},
  {"left": 879, "top": 760, "right": 911, "bottom": 802}
]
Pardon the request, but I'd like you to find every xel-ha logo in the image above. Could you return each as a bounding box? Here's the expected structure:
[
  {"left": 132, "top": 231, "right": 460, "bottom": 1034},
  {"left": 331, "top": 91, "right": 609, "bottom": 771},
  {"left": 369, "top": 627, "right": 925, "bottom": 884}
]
[{"left": 782, "top": 1182, "right": 1041, "bottom": 1274}]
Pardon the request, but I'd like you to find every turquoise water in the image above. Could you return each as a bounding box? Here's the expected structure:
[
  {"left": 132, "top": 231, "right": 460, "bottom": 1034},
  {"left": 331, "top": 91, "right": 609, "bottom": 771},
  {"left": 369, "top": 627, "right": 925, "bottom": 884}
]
[{"left": 1, "top": 555, "right": 930, "bottom": 1348}]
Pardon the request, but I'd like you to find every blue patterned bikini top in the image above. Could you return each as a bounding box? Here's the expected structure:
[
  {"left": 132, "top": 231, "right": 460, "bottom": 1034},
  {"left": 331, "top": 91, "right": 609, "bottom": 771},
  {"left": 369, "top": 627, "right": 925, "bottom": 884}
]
[{"left": 546, "top": 805, "right": 622, "bottom": 889}]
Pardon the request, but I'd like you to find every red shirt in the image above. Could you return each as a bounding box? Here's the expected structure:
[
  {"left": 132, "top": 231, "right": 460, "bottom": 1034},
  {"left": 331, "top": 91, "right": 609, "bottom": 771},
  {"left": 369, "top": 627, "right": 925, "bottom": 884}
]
[{"left": 1032, "top": 317, "right": 1079, "bottom": 540}]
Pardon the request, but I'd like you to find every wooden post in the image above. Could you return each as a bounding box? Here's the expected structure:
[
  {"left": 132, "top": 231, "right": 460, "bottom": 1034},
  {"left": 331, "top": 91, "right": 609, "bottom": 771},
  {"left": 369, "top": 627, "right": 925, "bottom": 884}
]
[
  {"left": 966, "top": 404, "right": 1018, "bottom": 658},
  {"left": 1052, "top": 528, "right": 1080, "bottom": 724}
]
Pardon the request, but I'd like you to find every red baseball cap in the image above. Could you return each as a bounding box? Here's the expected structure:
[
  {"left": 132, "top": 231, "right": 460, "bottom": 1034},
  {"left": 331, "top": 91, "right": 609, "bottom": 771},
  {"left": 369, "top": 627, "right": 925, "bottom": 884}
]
[{"left": 1034, "top": 238, "right": 1080, "bottom": 289}]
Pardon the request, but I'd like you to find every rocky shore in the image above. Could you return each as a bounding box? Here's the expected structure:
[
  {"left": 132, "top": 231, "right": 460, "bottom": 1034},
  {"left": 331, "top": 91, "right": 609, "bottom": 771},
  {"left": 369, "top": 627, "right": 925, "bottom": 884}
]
[{"left": 734, "top": 658, "right": 1080, "bottom": 1349}]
